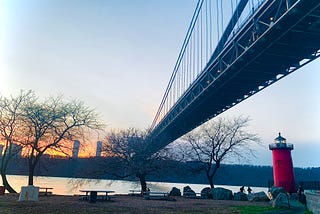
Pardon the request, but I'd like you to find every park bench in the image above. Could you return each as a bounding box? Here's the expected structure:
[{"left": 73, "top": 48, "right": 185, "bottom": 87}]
[
  {"left": 143, "top": 191, "right": 170, "bottom": 200},
  {"left": 39, "top": 187, "right": 53, "bottom": 196},
  {"left": 129, "top": 189, "right": 141, "bottom": 196},
  {"left": 184, "top": 192, "right": 204, "bottom": 199}
]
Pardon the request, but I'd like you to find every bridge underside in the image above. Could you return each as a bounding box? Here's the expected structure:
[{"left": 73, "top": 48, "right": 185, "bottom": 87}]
[{"left": 148, "top": 0, "right": 320, "bottom": 153}]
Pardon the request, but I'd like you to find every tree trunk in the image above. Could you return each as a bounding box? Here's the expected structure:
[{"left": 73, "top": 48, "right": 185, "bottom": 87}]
[
  {"left": 0, "top": 147, "right": 17, "bottom": 193},
  {"left": 28, "top": 151, "right": 42, "bottom": 186},
  {"left": 206, "top": 161, "right": 221, "bottom": 189},
  {"left": 28, "top": 160, "right": 35, "bottom": 186},
  {"left": 206, "top": 171, "right": 214, "bottom": 188},
  {"left": 137, "top": 173, "right": 147, "bottom": 192},
  {"left": 1, "top": 171, "right": 17, "bottom": 193}
]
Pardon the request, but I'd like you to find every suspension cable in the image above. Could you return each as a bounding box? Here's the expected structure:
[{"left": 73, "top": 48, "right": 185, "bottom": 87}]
[{"left": 151, "top": 0, "right": 205, "bottom": 130}]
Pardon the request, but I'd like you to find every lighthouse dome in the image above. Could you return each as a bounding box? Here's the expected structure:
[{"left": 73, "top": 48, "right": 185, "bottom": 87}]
[{"left": 274, "top": 133, "right": 286, "bottom": 144}]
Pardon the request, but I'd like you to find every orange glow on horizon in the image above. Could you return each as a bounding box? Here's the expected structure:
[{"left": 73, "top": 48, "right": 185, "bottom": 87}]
[{"left": 0, "top": 139, "right": 106, "bottom": 159}]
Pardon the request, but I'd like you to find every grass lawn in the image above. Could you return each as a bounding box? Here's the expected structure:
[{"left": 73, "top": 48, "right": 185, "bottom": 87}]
[{"left": 0, "top": 193, "right": 308, "bottom": 214}]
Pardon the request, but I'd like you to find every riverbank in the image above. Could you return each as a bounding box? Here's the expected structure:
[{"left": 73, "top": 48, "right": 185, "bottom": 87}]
[{"left": 0, "top": 193, "right": 302, "bottom": 214}]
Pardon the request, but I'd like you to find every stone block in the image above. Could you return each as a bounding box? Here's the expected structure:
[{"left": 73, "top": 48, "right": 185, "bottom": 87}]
[
  {"left": 18, "top": 185, "right": 39, "bottom": 201},
  {"left": 305, "top": 191, "right": 320, "bottom": 214}
]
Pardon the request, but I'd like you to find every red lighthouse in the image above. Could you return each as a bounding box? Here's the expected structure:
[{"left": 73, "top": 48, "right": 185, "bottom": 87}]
[{"left": 269, "top": 133, "right": 296, "bottom": 193}]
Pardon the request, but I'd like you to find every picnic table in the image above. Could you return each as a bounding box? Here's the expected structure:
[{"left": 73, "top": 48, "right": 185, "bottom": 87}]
[
  {"left": 79, "top": 190, "right": 115, "bottom": 202},
  {"left": 39, "top": 187, "right": 53, "bottom": 196}
]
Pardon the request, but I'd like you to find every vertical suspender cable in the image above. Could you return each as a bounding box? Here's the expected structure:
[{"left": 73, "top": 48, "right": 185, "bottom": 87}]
[
  {"left": 231, "top": 0, "right": 234, "bottom": 36},
  {"left": 201, "top": 6, "right": 203, "bottom": 71},
  {"left": 205, "top": 0, "right": 208, "bottom": 62},
  {"left": 220, "top": 0, "right": 223, "bottom": 42},
  {"left": 209, "top": 0, "right": 212, "bottom": 55},
  {"left": 236, "top": 0, "right": 239, "bottom": 29},
  {"left": 151, "top": 0, "right": 204, "bottom": 130},
  {"left": 216, "top": 0, "right": 220, "bottom": 44}
]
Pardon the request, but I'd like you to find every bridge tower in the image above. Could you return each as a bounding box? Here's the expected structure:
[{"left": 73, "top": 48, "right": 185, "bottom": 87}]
[{"left": 269, "top": 133, "right": 296, "bottom": 193}]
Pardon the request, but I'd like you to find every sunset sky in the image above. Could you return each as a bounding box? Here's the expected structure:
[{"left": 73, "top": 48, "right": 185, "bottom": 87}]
[{"left": 1, "top": 0, "right": 319, "bottom": 167}]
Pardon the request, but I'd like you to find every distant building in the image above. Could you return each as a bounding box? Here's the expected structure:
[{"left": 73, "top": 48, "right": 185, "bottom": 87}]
[
  {"left": 72, "top": 140, "right": 80, "bottom": 158},
  {"left": 0, "top": 144, "right": 23, "bottom": 157},
  {"left": 96, "top": 141, "right": 103, "bottom": 157},
  {"left": 11, "top": 143, "right": 23, "bottom": 157}
]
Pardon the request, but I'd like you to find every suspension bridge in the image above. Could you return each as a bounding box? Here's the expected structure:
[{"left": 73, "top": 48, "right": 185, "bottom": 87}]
[{"left": 147, "top": 0, "right": 320, "bottom": 153}]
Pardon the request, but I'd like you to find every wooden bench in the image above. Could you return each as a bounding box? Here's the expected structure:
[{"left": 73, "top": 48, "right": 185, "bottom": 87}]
[
  {"left": 184, "top": 192, "right": 204, "bottom": 199},
  {"left": 129, "top": 189, "right": 141, "bottom": 196},
  {"left": 39, "top": 187, "right": 53, "bottom": 196},
  {"left": 144, "top": 191, "right": 170, "bottom": 200}
]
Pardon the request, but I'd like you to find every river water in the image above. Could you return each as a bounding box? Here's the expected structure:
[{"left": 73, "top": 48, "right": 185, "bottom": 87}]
[{"left": 4, "top": 175, "right": 268, "bottom": 195}]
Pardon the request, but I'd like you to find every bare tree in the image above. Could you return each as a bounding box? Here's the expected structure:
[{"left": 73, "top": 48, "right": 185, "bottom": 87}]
[
  {"left": 20, "top": 95, "right": 103, "bottom": 185},
  {"left": 0, "top": 91, "right": 103, "bottom": 186},
  {"left": 181, "top": 116, "right": 260, "bottom": 188},
  {"left": 101, "top": 128, "right": 169, "bottom": 192},
  {"left": 0, "top": 91, "right": 34, "bottom": 193}
]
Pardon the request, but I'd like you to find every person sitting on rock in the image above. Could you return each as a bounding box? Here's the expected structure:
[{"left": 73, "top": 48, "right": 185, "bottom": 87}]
[
  {"left": 297, "top": 185, "right": 304, "bottom": 195},
  {"left": 240, "top": 186, "right": 245, "bottom": 193},
  {"left": 247, "top": 187, "right": 252, "bottom": 194}
]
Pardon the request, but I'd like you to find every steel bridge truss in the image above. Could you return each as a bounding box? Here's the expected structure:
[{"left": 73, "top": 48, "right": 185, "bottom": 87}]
[{"left": 148, "top": 0, "right": 320, "bottom": 153}]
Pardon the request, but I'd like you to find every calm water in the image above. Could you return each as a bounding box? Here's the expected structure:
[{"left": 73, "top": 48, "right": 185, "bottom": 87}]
[{"left": 4, "top": 175, "right": 267, "bottom": 195}]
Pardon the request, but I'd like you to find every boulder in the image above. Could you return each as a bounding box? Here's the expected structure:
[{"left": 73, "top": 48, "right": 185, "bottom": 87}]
[
  {"left": 233, "top": 192, "right": 248, "bottom": 201},
  {"left": 211, "top": 187, "right": 233, "bottom": 200},
  {"left": 183, "top": 186, "right": 195, "bottom": 197},
  {"left": 269, "top": 186, "right": 286, "bottom": 200},
  {"left": 298, "top": 194, "right": 306, "bottom": 205},
  {"left": 248, "top": 191, "right": 270, "bottom": 202},
  {"left": 169, "top": 187, "right": 181, "bottom": 196},
  {"left": 201, "top": 187, "right": 212, "bottom": 199},
  {"left": 272, "top": 192, "right": 290, "bottom": 208}
]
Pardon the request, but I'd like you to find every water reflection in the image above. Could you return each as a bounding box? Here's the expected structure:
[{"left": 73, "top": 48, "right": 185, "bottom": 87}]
[{"left": 4, "top": 175, "right": 267, "bottom": 195}]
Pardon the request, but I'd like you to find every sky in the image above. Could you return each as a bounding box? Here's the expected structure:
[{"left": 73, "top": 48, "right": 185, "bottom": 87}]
[{"left": 1, "top": 0, "right": 319, "bottom": 167}]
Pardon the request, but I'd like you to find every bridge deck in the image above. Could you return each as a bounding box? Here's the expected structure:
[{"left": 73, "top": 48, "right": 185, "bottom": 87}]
[{"left": 148, "top": 0, "right": 320, "bottom": 153}]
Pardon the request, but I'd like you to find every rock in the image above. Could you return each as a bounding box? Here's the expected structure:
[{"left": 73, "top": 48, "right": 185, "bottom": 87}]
[
  {"left": 201, "top": 187, "right": 212, "bottom": 199},
  {"left": 211, "top": 187, "right": 233, "bottom": 200},
  {"left": 272, "top": 192, "right": 290, "bottom": 208},
  {"left": 248, "top": 191, "right": 270, "bottom": 202},
  {"left": 169, "top": 187, "right": 181, "bottom": 196},
  {"left": 270, "top": 186, "right": 286, "bottom": 200},
  {"left": 233, "top": 192, "right": 248, "bottom": 201},
  {"left": 298, "top": 194, "right": 306, "bottom": 205},
  {"left": 183, "top": 186, "right": 195, "bottom": 197}
]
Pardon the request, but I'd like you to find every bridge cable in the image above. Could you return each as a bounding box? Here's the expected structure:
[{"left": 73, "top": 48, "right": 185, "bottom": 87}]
[
  {"left": 207, "top": 0, "right": 248, "bottom": 66},
  {"left": 151, "top": 0, "right": 204, "bottom": 130},
  {"left": 216, "top": 0, "right": 220, "bottom": 44},
  {"left": 150, "top": 0, "right": 249, "bottom": 131}
]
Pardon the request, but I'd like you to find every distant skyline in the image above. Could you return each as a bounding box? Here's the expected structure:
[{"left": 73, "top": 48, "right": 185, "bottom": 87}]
[{"left": 1, "top": 0, "right": 319, "bottom": 167}]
